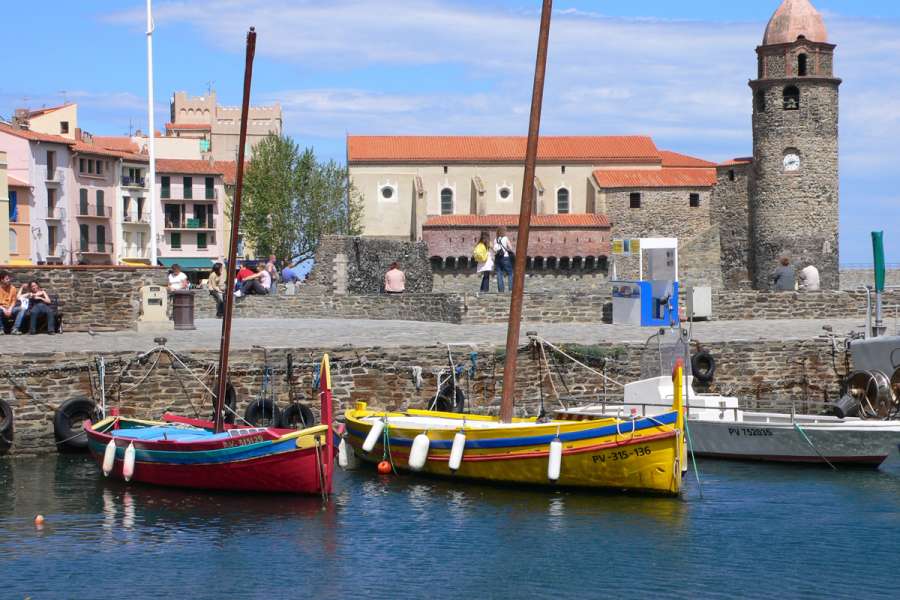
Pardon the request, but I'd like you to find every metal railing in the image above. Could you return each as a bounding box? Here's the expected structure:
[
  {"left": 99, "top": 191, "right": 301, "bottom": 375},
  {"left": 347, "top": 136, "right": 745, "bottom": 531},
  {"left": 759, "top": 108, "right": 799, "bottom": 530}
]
[
  {"left": 123, "top": 212, "right": 151, "bottom": 224},
  {"left": 164, "top": 218, "right": 216, "bottom": 229},
  {"left": 46, "top": 206, "right": 65, "bottom": 220},
  {"left": 77, "top": 203, "right": 113, "bottom": 218},
  {"left": 122, "top": 246, "right": 149, "bottom": 259},
  {"left": 78, "top": 241, "right": 113, "bottom": 254},
  {"left": 121, "top": 176, "right": 147, "bottom": 188}
]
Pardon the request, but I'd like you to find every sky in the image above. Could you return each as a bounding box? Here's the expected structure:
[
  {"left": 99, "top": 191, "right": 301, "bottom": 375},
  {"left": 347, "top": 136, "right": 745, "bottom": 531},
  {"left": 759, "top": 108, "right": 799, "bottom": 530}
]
[{"left": 1, "top": 0, "right": 898, "bottom": 264}]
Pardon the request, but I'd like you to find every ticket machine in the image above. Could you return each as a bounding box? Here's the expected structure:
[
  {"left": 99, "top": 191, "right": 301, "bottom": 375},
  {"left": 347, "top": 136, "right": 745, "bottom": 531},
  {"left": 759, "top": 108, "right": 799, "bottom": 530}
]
[{"left": 611, "top": 238, "right": 679, "bottom": 327}]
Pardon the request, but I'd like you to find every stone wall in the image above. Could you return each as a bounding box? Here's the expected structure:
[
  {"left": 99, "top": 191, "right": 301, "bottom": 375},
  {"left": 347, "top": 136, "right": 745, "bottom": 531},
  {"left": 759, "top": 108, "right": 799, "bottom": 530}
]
[
  {"left": 605, "top": 187, "right": 722, "bottom": 287},
  {"left": 710, "top": 289, "right": 900, "bottom": 321},
  {"left": 0, "top": 335, "right": 848, "bottom": 455},
  {"left": 0, "top": 265, "right": 167, "bottom": 332},
  {"left": 308, "top": 235, "right": 432, "bottom": 295},
  {"left": 714, "top": 163, "right": 753, "bottom": 288},
  {"left": 839, "top": 268, "right": 900, "bottom": 291}
]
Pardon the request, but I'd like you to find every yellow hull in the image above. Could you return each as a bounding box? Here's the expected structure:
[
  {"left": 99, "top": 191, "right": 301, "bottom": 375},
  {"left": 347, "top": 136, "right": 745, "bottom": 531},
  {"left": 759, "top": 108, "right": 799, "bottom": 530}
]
[{"left": 345, "top": 406, "right": 684, "bottom": 495}]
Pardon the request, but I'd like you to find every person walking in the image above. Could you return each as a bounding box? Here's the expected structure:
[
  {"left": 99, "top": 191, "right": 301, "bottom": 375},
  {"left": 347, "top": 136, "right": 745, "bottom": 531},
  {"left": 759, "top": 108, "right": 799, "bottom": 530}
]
[
  {"left": 473, "top": 231, "right": 494, "bottom": 293},
  {"left": 384, "top": 262, "right": 406, "bottom": 294},
  {"left": 207, "top": 263, "right": 226, "bottom": 318},
  {"left": 493, "top": 227, "right": 515, "bottom": 293},
  {"left": 772, "top": 257, "right": 796, "bottom": 291}
]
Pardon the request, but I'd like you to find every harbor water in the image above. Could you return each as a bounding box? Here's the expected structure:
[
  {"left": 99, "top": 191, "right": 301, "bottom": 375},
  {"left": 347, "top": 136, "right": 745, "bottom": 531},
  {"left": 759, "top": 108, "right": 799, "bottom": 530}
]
[{"left": 2, "top": 454, "right": 899, "bottom": 599}]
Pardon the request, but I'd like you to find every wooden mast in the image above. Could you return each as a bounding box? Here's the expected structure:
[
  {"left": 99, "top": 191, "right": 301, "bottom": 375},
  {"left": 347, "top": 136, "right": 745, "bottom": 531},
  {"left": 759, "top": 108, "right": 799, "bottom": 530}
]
[
  {"left": 499, "top": 0, "right": 553, "bottom": 423},
  {"left": 214, "top": 27, "right": 257, "bottom": 434}
]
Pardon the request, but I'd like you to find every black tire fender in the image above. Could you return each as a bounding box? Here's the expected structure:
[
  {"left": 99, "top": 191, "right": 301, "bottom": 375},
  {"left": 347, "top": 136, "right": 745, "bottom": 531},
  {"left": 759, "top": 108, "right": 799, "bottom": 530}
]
[
  {"left": 691, "top": 351, "right": 717, "bottom": 384},
  {"left": 243, "top": 398, "right": 282, "bottom": 428},
  {"left": 281, "top": 403, "right": 315, "bottom": 429},
  {"left": 436, "top": 384, "right": 466, "bottom": 413},
  {"left": 209, "top": 382, "right": 237, "bottom": 425},
  {"left": 54, "top": 397, "right": 97, "bottom": 453},
  {"left": 0, "top": 398, "right": 13, "bottom": 448}
]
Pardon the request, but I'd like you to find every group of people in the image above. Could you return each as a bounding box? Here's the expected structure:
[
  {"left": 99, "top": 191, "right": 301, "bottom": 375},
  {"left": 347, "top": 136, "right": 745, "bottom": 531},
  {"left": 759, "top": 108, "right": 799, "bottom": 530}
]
[
  {"left": 205, "top": 255, "right": 298, "bottom": 318},
  {"left": 773, "top": 258, "right": 821, "bottom": 292},
  {"left": 473, "top": 227, "right": 515, "bottom": 293},
  {"left": 0, "top": 270, "right": 57, "bottom": 335}
]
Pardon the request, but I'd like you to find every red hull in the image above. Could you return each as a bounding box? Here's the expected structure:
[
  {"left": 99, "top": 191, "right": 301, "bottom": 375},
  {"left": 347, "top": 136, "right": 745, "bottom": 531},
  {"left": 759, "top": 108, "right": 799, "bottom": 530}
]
[{"left": 89, "top": 445, "right": 326, "bottom": 493}]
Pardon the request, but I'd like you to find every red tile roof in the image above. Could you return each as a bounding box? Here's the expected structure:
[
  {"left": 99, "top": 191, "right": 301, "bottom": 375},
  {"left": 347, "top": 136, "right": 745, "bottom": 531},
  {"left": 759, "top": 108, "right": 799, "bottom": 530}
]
[
  {"left": 214, "top": 161, "right": 242, "bottom": 185},
  {"left": 593, "top": 168, "right": 716, "bottom": 189},
  {"left": 718, "top": 157, "right": 753, "bottom": 167},
  {"left": 0, "top": 122, "right": 72, "bottom": 145},
  {"left": 71, "top": 140, "right": 148, "bottom": 162},
  {"left": 26, "top": 103, "right": 74, "bottom": 118},
  {"left": 7, "top": 176, "right": 30, "bottom": 187},
  {"left": 93, "top": 136, "right": 142, "bottom": 154},
  {"left": 156, "top": 159, "right": 223, "bottom": 175},
  {"left": 659, "top": 150, "right": 716, "bottom": 168},
  {"left": 165, "top": 122, "right": 211, "bottom": 131},
  {"left": 423, "top": 214, "right": 610, "bottom": 228},
  {"left": 348, "top": 136, "right": 660, "bottom": 164}
]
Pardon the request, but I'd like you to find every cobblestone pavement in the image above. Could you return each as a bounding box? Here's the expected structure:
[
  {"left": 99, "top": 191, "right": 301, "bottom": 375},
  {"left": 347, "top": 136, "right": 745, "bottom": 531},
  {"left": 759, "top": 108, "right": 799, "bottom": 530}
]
[{"left": 0, "top": 317, "right": 871, "bottom": 355}]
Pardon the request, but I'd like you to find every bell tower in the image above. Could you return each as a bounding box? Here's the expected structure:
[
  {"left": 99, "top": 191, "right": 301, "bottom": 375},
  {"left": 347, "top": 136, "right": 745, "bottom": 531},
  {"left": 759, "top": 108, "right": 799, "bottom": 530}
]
[{"left": 749, "top": 0, "right": 841, "bottom": 289}]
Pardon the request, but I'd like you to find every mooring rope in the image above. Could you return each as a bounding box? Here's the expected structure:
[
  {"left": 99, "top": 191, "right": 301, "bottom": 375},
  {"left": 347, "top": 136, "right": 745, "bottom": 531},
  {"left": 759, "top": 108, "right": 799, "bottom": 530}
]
[{"left": 794, "top": 422, "right": 837, "bottom": 471}]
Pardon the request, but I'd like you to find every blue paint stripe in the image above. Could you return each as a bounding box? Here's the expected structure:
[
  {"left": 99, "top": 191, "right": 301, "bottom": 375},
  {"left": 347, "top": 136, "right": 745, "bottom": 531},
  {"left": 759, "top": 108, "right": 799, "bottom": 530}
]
[
  {"left": 89, "top": 437, "right": 299, "bottom": 465},
  {"left": 347, "top": 412, "right": 677, "bottom": 450}
]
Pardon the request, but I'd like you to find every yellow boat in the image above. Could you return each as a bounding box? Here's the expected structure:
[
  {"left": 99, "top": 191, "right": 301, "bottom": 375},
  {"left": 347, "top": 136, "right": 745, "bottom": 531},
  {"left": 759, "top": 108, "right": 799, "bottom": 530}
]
[{"left": 344, "top": 364, "right": 687, "bottom": 496}]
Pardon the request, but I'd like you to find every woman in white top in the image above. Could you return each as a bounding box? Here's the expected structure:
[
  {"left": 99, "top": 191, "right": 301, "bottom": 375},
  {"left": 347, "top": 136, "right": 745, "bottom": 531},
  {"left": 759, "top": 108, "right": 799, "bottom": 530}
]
[
  {"left": 474, "top": 231, "right": 494, "bottom": 293},
  {"left": 167, "top": 264, "right": 189, "bottom": 291}
]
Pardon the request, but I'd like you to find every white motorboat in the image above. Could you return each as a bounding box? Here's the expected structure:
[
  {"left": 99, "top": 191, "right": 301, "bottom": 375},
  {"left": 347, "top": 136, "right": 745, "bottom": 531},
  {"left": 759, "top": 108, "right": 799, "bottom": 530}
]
[{"left": 559, "top": 375, "right": 900, "bottom": 467}]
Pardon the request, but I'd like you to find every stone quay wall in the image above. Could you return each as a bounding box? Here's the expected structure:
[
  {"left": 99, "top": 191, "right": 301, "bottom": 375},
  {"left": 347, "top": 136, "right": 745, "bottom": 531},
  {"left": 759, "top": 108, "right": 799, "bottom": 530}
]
[
  {"left": 0, "top": 334, "right": 844, "bottom": 456},
  {"left": 839, "top": 268, "right": 900, "bottom": 291},
  {"left": 710, "top": 289, "right": 900, "bottom": 321},
  {"left": 0, "top": 265, "right": 166, "bottom": 332}
]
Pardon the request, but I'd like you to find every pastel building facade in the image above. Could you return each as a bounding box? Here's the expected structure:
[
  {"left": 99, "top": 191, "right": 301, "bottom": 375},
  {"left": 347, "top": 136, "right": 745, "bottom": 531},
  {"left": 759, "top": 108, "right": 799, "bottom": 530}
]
[{"left": 155, "top": 159, "right": 228, "bottom": 271}]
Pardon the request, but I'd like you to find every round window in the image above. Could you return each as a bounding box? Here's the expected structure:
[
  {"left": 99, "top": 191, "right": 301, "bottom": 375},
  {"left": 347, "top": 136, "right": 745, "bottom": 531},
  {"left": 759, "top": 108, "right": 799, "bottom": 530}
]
[
  {"left": 499, "top": 187, "right": 511, "bottom": 200},
  {"left": 381, "top": 186, "right": 394, "bottom": 200}
]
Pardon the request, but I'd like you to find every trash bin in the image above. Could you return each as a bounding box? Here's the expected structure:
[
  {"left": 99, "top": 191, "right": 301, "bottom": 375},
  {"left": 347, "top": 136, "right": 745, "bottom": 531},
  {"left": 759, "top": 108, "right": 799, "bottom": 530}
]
[{"left": 170, "top": 290, "right": 196, "bottom": 330}]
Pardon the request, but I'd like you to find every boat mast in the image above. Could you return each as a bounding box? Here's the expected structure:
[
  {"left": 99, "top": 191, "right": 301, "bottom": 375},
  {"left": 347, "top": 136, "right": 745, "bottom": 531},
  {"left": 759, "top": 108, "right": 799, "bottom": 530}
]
[
  {"left": 499, "top": 0, "right": 553, "bottom": 423},
  {"left": 214, "top": 28, "right": 257, "bottom": 434}
]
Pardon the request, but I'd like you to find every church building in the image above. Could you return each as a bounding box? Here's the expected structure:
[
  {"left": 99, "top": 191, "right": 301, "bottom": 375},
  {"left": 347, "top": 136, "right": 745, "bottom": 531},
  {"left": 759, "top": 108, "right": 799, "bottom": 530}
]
[{"left": 347, "top": 0, "right": 840, "bottom": 290}]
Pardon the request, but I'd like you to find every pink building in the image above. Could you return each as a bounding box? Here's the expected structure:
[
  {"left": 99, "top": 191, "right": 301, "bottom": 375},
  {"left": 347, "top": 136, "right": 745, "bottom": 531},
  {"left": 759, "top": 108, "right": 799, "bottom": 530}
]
[
  {"left": 69, "top": 139, "right": 119, "bottom": 264},
  {"left": 155, "top": 159, "right": 228, "bottom": 272}
]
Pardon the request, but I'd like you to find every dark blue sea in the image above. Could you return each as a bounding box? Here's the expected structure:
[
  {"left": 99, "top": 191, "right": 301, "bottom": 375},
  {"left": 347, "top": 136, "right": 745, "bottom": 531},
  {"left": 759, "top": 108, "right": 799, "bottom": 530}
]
[{"left": 1, "top": 454, "right": 898, "bottom": 599}]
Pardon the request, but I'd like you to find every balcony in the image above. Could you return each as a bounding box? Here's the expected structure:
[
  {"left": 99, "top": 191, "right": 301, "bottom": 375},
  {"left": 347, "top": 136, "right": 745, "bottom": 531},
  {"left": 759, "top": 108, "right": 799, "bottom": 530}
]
[
  {"left": 46, "top": 207, "right": 65, "bottom": 220},
  {"left": 77, "top": 203, "right": 113, "bottom": 219},
  {"left": 160, "top": 190, "right": 218, "bottom": 201},
  {"left": 122, "top": 176, "right": 147, "bottom": 188},
  {"left": 122, "top": 212, "right": 151, "bottom": 225},
  {"left": 45, "top": 169, "right": 62, "bottom": 184},
  {"left": 78, "top": 241, "right": 113, "bottom": 255},
  {"left": 164, "top": 218, "right": 216, "bottom": 230}
]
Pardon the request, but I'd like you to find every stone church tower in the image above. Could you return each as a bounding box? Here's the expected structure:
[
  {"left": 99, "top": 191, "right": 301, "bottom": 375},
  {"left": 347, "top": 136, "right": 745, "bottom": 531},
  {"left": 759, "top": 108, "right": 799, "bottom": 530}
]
[{"left": 749, "top": 0, "right": 841, "bottom": 289}]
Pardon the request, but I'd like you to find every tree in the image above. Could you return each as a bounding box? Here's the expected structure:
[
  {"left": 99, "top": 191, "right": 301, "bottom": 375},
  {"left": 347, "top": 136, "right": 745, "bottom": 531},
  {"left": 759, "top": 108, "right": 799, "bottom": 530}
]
[{"left": 238, "top": 133, "right": 363, "bottom": 263}]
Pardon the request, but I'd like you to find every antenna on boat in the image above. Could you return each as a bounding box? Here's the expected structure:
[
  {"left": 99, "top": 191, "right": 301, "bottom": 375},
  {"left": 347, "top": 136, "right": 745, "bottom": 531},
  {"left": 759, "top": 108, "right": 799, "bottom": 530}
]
[
  {"left": 499, "top": 0, "right": 553, "bottom": 423},
  {"left": 213, "top": 27, "right": 257, "bottom": 434}
]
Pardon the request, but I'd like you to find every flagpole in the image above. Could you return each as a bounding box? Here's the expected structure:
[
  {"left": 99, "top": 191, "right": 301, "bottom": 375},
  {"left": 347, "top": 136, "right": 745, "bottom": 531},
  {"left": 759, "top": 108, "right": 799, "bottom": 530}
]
[{"left": 146, "top": 0, "right": 158, "bottom": 265}]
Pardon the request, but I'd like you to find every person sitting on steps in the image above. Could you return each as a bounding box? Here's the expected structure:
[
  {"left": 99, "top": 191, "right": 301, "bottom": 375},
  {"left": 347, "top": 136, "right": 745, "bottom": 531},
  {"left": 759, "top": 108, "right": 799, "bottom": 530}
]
[
  {"left": 239, "top": 263, "right": 271, "bottom": 297},
  {"left": 23, "top": 280, "right": 56, "bottom": 335}
]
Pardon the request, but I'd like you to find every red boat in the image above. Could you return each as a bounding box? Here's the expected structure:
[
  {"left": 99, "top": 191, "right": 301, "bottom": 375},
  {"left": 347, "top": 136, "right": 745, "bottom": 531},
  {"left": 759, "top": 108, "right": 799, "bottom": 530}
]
[{"left": 84, "top": 355, "right": 337, "bottom": 494}]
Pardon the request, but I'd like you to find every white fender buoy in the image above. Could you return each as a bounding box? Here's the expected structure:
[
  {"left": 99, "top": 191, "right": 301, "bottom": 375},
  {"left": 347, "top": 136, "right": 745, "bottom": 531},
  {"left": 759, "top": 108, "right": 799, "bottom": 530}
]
[
  {"left": 102, "top": 440, "right": 117, "bottom": 477},
  {"left": 362, "top": 419, "right": 385, "bottom": 453},
  {"left": 408, "top": 433, "right": 430, "bottom": 471},
  {"left": 548, "top": 438, "right": 563, "bottom": 481},
  {"left": 123, "top": 442, "right": 136, "bottom": 482},
  {"left": 338, "top": 438, "right": 349, "bottom": 468},
  {"left": 448, "top": 431, "right": 466, "bottom": 471}
]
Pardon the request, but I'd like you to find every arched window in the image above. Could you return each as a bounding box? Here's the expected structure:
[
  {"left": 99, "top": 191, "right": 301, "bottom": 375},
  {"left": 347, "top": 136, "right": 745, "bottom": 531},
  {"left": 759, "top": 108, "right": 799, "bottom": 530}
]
[
  {"left": 755, "top": 90, "right": 766, "bottom": 113},
  {"left": 440, "top": 188, "right": 454, "bottom": 215},
  {"left": 556, "top": 188, "right": 570, "bottom": 214},
  {"left": 798, "top": 53, "right": 808, "bottom": 77},
  {"left": 783, "top": 85, "right": 800, "bottom": 110},
  {"left": 8, "top": 229, "right": 16, "bottom": 254}
]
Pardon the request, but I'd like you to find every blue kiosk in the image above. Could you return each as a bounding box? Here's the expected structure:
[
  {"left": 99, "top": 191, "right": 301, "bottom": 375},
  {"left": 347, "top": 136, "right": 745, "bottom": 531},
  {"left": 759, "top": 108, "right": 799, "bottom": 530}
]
[{"left": 611, "top": 238, "right": 680, "bottom": 327}]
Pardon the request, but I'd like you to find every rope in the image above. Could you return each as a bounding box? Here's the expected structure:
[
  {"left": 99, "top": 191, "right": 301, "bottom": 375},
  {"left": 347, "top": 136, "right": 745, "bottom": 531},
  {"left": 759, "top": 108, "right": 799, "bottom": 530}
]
[
  {"left": 793, "top": 422, "right": 837, "bottom": 470},
  {"left": 684, "top": 419, "right": 704, "bottom": 498},
  {"left": 314, "top": 437, "right": 328, "bottom": 503},
  {"left": 536, "top": 337, "right": 624, "bottom": 388},
  {"left": 538, "top": 341, "right": 566, "bottom": 411},
  {"left": 382, "top": 419, "right": 397, "bottom": 474}
]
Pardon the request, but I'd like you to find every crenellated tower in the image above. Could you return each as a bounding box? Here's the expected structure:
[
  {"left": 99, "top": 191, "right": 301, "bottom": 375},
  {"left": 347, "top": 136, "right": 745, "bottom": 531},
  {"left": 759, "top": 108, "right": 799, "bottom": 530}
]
[{"left": 749, "top": 0, "right": 841, "bottom": 289}]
